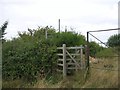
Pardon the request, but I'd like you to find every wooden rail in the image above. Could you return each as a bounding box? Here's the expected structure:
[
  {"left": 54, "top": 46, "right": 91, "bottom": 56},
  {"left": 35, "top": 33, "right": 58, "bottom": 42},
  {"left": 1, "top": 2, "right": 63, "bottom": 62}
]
[{"left": 57, "top": 44, "right": 84, "bottom": 78}]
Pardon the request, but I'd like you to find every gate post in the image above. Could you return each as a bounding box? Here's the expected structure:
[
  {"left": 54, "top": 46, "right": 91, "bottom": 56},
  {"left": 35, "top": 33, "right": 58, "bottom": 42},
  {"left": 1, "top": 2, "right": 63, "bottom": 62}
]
[
  {"left": 80, "top": 45, "right": 83, "bottom": 69},
  {"left": 63, "top": 44, "right": 67, "bottom": 78},
  {"left": 87, "top": 32, "right": 90, "bottom": 69}
]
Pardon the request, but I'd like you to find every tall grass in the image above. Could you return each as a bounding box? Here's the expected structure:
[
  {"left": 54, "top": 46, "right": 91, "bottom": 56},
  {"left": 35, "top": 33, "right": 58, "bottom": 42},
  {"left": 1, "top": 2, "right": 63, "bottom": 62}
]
[
  {"left": 2, "top": 56, "right": 118, "bottom": 88},
  {"left": 83, "top": 57, "right": 118, "bottom": 88}
]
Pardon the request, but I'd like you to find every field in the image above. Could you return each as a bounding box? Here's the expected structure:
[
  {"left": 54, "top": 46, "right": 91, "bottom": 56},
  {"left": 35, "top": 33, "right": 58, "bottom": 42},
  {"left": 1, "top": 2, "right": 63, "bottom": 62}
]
[
  {"left": 83, "top": 57, "right": 118, "bottom": 88},
  {"left": 2, "top": 57, "right": 118, "bottom": 88}
]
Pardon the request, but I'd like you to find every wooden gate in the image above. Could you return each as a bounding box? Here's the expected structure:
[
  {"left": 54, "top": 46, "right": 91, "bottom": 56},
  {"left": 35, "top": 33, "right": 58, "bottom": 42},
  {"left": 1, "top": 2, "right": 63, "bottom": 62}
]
[{"left": 57, "top": 44, "right": 85, "bottom": 78}]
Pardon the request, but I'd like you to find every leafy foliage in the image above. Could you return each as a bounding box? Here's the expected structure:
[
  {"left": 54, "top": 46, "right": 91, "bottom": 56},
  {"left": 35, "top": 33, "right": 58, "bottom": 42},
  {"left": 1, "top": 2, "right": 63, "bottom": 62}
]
[
  {"left": 107, "top": 34, "right": 120, "bottom": 47},
  {"left": 0, "top": 21, "right": 8, "bottom": 42},
  {"left": 52, "top": 31, "right": 86, "bottom": 47},
  {"left": 89, "top": 41, "right": 103, "bottom": 57},
  {"left": 2, "top": 26, "right": 86, "bottom": 84},
  {"left": 2, "top": 27, "right": 57, "bottom": 83}
]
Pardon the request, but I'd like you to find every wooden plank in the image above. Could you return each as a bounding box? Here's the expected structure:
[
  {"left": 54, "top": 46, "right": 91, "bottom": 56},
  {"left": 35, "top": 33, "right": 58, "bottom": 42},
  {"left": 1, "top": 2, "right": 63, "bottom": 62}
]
[
  {"left": 57, "top": 54, "right": 63, "bottom": 56},
  {"left": 66, "top": 59, "right": 80, "bottom": 61},
  {"left": 57, "top": 53, "right": 80, "bottom": 56},
  {"left": 58, "top": 64, "right": 63, "bottom": 66},
  {"left": 67, "top": 67, "right": 81, "bottom": 69},
  {"left": 57, "top": 47, "right": 63, "bottom": 49},
  {"left": 66, "top": 50, "right": 80, "bottom": 67},
  {"left": 67, "top": 67, "right": 76, "bottom": 69},
  {"left": 70, "top": 54, "right": 80, "bottom": 56},
  {"left": 57, "top": 46, "right": 84, "bottom": 50},
  {"left": 58, "top": 59, "right": 63, "bottom": 61},
  {"left": 67, "top": 63, "right": 76, "bottom": 65},
  {"left": 66, "top": 46, "right": 84, "bottom": 49}
]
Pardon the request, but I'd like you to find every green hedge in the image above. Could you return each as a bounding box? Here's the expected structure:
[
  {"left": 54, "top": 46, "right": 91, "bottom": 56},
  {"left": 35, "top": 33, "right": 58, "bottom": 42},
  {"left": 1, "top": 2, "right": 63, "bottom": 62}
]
[
  {"left": 2, "top": 26, "right": 86, "bottom": 83},
  {"left": 2, "top": 29, "right": 57, "bottom": 82}
]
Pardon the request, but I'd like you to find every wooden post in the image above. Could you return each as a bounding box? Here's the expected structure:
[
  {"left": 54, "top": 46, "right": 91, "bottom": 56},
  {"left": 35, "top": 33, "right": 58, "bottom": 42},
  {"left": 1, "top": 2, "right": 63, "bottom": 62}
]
[
  {"left": 63, "top": 44, "right": 67, "bottom": 78},
  {"left": 58, "top": 19, "right": 60, "bottom": 33},
  {"left": 75, "top": 46, "right": 77, "bottom": 71},
  {"left": 80, "top": 45, "right": 83, "bottom": 69}
]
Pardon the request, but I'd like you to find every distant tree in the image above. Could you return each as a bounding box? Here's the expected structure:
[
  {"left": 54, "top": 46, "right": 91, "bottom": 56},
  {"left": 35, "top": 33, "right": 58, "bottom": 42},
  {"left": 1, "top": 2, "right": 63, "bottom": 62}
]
[
  {"left": 89, "top": 41, "right": 103, "bottom": 57},
  {"left": 0, "top": 21, "right": 8, "bottom": 42},
  {"left": 107, "top": 34, "right": 120, "bottom": 47}
]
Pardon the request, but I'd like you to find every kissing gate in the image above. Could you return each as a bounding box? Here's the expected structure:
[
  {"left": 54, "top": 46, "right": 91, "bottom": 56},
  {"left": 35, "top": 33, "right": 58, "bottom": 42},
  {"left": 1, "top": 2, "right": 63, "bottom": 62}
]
[{"left": 57, "top": 44, "right": 86, "bottom": 78}]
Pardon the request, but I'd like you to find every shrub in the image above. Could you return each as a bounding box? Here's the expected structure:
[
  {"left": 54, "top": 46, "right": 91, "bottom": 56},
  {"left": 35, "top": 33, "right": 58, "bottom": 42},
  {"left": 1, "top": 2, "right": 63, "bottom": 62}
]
[
  {"left": 89, "top": 41, "right": 103, "bottom": 57},
  {"left": 2, "top": 26, "right": 86, "bottom": 84},
  {"left": 2, "top": 29, "right": 57, "bottom": 83}
]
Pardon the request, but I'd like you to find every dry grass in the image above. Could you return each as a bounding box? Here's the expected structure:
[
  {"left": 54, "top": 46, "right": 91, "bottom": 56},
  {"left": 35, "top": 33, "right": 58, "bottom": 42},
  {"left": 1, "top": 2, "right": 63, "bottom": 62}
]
[
  {"left": 82, "top": 57, "right": 118, "bottom": 88},
  {"left": 0, "top": 80, "right": 1, "bottom": 89},
  {"left": 2, "top": 57, "right": 118, "bottom": 88},
  {"left": 82, "top": 69, "right": 118, "bottom": 88},
  {"left": 32, "top": 78, "right": 58, "bottom": 88},
  {"left": 2, "top": 79, "right": 23, "bottom": 88}
]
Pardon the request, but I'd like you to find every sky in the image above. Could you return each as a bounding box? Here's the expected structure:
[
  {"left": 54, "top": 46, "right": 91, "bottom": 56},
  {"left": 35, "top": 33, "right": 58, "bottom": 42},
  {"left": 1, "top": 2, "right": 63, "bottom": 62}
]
[{"left": 0, "top": 0, "right": 119, "bottom": 44}]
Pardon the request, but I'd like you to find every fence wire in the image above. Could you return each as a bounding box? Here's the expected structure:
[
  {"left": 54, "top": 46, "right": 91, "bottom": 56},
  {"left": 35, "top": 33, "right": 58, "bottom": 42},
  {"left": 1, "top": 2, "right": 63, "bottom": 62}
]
[
  {"left": 87, "top": 28, "right": 119, "bottom": 71},
  {"left": 90, "top": 66, "right": 119, "bottom": 71}
]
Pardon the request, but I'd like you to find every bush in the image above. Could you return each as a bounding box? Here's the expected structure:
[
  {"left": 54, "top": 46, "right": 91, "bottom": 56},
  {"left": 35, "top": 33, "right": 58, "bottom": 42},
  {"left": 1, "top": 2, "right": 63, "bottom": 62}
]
[
  {"left": 89, "top": 41, "right": 103, "bottom": 57},
  {"left": 2, "top": 26, "right": 86, "bottom": 84},
  {"left": 2, "top": 28, "right": 57, "bottom": 83},
  {"left": 107, "top": 34, "right": 120, "bottom": 47},
  {"left": 51, "top": 31, "right": 86, "bottom": 47}
]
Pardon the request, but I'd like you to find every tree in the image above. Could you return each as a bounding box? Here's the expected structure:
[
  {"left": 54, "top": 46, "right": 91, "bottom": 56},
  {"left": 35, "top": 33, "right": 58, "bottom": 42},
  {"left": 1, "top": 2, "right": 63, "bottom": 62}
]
[
  {"left": 107, "top": 34, "right": 120, "bottom": 47},
  {"left": 0, "top": 21, "right": 8, "bottom": 42},
  {"left": 89, "top": 41, "right": 103, "bottom": 57}
]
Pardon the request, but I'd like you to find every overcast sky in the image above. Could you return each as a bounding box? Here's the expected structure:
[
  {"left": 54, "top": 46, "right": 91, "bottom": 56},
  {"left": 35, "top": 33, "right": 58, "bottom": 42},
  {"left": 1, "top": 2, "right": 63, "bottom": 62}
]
[{"left": 0, "top": 0, "right": 119, "bottom": 44}]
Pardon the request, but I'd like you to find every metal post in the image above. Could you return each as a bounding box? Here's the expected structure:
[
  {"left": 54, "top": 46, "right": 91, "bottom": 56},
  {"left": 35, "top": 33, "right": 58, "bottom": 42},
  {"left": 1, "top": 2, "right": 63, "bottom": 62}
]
[
  {"left": 63, "top": 44, "right": 67, "bottom": 78},
  {"left": 87, "top": 32, "right": 89, "bottom": 68}
]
